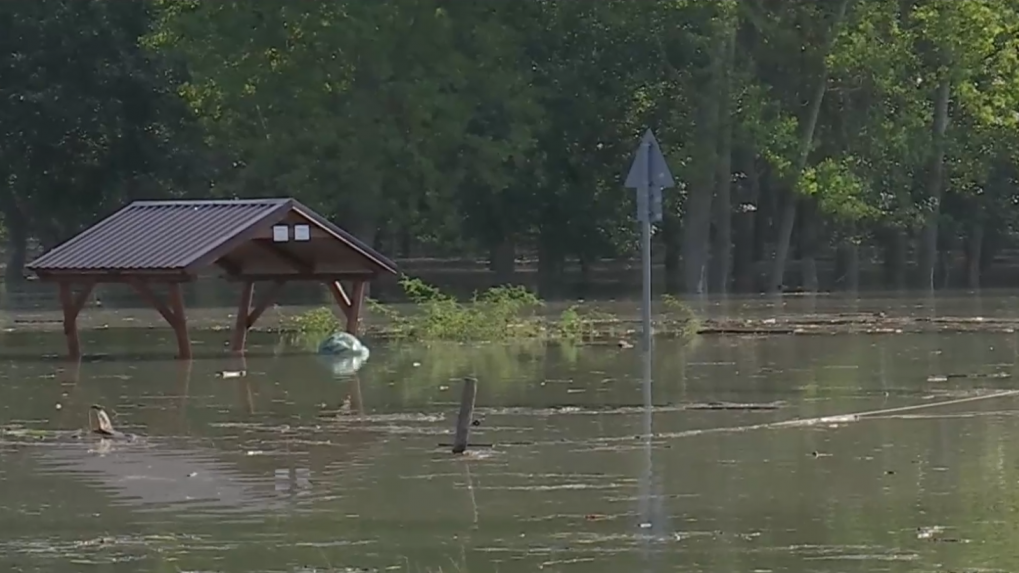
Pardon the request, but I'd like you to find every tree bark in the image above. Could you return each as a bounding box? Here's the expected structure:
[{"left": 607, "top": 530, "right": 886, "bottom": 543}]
[
  {"left": 681, "top": 34, "right": 725, "bottom": 294},
  {"left": 490, "top": 236, "right": 516, "bottom": 285},
  {"left": 882, "top": 228, "right": 908, "bottom": 290},
  {"left": 710, "top": 26, "right": 737, "bottom": 295},
  {"left": 4, "top": 209, "right": 27, "bottom": 285},
  {"left": 767, "top": 0, "right": 852, "bottom": 293},
  {"left": 733, "top": 154, "right": 760, "bottom": 293},
  {"left": 537, "top": 224, "right": 564, "bottom": 298},
  {"left": 0, "top": 188, "right": 27, "bottom": 285},
  {"left": 798, "top": 200, "right": 820, "bottom": 292},
  {"left": 662, "top": 212, "right": 682, "bottom": 294},
  {"left": 835, "top": 233, "right": 859, "bottom": 292},
  {"left": 916, "top": 77, "right": 951, "bottom": 291},
  {"left": 966, "top": 219, "right": 983, "bottom": 290}
]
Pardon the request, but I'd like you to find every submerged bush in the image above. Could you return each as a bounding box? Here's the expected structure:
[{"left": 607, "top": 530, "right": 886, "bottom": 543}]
[
  {"left": 391, "top": 277, "right": 542, "bottom": 341},
  {"left": 282, "top": 276, "right": 698, "bottom": 343}
]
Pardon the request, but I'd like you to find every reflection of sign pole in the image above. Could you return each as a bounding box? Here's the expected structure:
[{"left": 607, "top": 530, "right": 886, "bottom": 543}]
[{"left": 625, "top": 129, "right": 675, "bottom": 350}]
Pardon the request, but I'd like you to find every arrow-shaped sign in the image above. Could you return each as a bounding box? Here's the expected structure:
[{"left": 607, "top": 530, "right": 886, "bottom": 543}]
[
  {"left": 624, "top": 128, "right": 675, "bottom": 351},
  {"left": 624, "top": 129, "right": 675, "bottom": 223}
]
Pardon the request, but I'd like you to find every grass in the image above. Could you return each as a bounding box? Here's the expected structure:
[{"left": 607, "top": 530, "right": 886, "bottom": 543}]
[{"left": 282, "top": 276, "right": 699, "bottom": 345}]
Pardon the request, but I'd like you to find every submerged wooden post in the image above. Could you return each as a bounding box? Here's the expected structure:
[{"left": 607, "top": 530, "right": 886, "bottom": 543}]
[
  {"left": 58, "top": 281, "right": 94, "bottom": 361},
  {"left": 346, "top": 280, "right": 367, "bottom": 335},
  {"left": 167, "top": 283, "right": 192, "bottom": 360},
  {"left": 230, "top": 281, "right": 255, "bottom": 353},
  {"left": 59, "top": 281, "right": 82, "bottom": 361},
  {"left": 452, "top": 377, "right": 478, "bottom": 454}
]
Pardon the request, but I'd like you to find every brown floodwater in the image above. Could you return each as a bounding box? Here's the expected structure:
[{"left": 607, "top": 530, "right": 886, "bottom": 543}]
[{"left": 2, "top": 302, "right": 1019, "bottom": 571}]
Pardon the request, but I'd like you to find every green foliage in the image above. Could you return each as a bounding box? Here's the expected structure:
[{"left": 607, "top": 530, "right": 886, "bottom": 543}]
[
  {"left": 554, "top": 305, "right": 619, "bottom": 342},
  {"left": 283, "top": 307, "right": 341, "bottom": 342},
  {"left": 393, "top": 277, "right": 543, "bottom": 341},
  {"left": 283, "top": 277, "right": 698, "bottom": 343},
  {"left": 0, "top": 0, "right": 204, "bottom": 252},
  {"left": 15, "top": 0, "right": 1019, "bottom": 294},
  {"left": 798, "top": 158, "right": 881, "bottom": 222}
]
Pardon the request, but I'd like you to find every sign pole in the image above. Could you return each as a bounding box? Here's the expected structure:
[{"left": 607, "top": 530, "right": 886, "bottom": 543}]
[
  {"left": 625, "top": 129, "right": 674, "bottom": 352},
  {"left": 640, "top": 191, "right": 653, "bottom": 351}
]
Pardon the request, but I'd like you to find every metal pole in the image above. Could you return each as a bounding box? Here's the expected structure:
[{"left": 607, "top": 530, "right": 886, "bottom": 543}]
[
  {"left": 641, "top": 217, "right": 652, "bottom": 351},
  {"left": 642, "top": 135, "right": 654, "bottom": 352}
]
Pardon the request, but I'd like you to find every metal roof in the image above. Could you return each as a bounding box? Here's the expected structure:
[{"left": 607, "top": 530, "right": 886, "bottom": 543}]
[{"left": 26, "top": 198, "right": 398, "bottom": 275}]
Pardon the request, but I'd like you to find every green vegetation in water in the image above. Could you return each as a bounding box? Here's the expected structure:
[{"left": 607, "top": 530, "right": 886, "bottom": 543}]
[{"left": 282, "top": 276, "right": 699, "bottom": 344}]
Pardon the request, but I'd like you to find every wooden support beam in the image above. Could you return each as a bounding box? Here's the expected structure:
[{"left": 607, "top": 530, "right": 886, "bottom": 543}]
[
  {"left": 58, "top": 281, "right": 94, "bottom": 361},
  {"left": 230, "top": 280, "right": 286, "bottom": 354},
  {"left": 230, "top": 281, "right": 254, "bottom": 353},
  {"left": 225, "top": 272, "right": 375, "bottom": 282},
  {"left": 131, "top": 280, "right": 176, "bottom": 325},
  {"left": 346, "top": 279, "right": 367, "bottom": 335},
  {"left": 327, "top": 281, "right": 352, "bottom": 314},
  {"left": 168, "top": 283, "right": 191, "bottom": 360},
  {"left": 248, "top": 280, "right": 286, "bottom": 327},
  {"left": 129, "top": 280, "right": 191, "bottom": 359}
]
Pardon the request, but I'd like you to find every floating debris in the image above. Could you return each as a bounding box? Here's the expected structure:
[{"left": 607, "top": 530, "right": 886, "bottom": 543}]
[
  {"left": 686, "top": 401, "right": 783, "bottom": 411},
  {"left": 217, "top": 370, "right": 246, "bottom": 379},
  {"left": 89, "top": 405, "right": 116, "bottom": 437}
]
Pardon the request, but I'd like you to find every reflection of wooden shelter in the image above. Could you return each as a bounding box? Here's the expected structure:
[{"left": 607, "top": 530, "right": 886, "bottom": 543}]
[{"left": 25, "top": 199, "right": 398, "bottom": 360}]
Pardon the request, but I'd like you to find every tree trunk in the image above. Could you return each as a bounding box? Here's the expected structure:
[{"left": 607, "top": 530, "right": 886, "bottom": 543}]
[
  {"left": 681, "top": 34, "right": 725, "bottom": 294},
  {"left": 916, "top": 77, "right": 951, "bottom": 291},
  {"left": 966, "top": 220, "right": 983, "bottom": 290},
  {"left": 400, "top": 229, "right": 412, "bottom": 258},
  {"left": 490, "top": 236, "right": 516, "bottom": 285},
  {"left": 662, "top": 212, "right": 682, "bottom": 294},
  {"left": 733, "top": 154, "right": 760, "bottom": 293},
  {"left": 350, "top": 219, "right": 378, "bottom": 298},
  {"left": 4, "top": 210, "right": 27, "bottom": 285},
  {"left": 0, "top": 188, "right": 28, "bottom": 285},
  {"left": 578, "top": 254, "right": 592, "bottom": 299},
  {"left": 767, "top": 0, "right": 852, "bottom": 293},
  {"left": 938, "top": 230, "right": 958, "bottom": 290},
  {"left": 537, "top": 225, "right": 564, "bottom": 299},
  {"left": 798, "top": 200, "right": 820, "bottom": 292},
  {"left": 835, "top": 235, "right": 859, "bottom": 292},
  {"left": 710, "top": 26, "right": 737, "bottom": 295},
  {"left": 883, "top": 228, "right": 908, "bottom": 290}
]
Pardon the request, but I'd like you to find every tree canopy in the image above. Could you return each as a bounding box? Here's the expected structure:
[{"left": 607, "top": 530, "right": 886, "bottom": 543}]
[{"left": 6, "top": 0, "right": 1019, "bottom": 294}]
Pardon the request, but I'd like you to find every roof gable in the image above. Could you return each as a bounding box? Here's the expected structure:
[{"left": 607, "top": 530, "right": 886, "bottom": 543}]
[{"left": 26, "top": 199, "right": 397, "bottom": 276}]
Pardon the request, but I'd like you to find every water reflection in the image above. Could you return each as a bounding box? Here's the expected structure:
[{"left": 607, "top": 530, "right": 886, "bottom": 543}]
[
  {"left": 2, "top": 328, "right": 1019, "bottom": 571},
  {"left": 35, "top": 441, "right": 281, "bottom": 514}
]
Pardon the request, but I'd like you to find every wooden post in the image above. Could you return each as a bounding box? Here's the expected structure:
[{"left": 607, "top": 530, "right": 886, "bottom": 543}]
[
  {"left": 167, "top": 283, "right": 192, "bottom": 360},
  {"left": 345, "top": 280, "right": 367, "bottom": 335},
  {"left": 232, "top": 279, "right": 285, "bottom": 354},
  {"left": 230, "top": 281, "right": 255, "bottom": 353},
  {"left": 58, "top": 281, "right": 94, "bottom": 361},
  {"left": 452, "top": 377, "right": 478, "bottom": 454}
]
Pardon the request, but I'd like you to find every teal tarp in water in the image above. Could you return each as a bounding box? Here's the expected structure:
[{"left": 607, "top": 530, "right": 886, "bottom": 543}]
[{"left": 317, "top": 331, "right": 370, "bottom": 377}]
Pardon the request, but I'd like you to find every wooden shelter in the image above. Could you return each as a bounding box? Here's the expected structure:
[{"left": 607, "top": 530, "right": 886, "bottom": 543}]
[{"left": 25, "top": 199, "right": 398, "bottom": 360}]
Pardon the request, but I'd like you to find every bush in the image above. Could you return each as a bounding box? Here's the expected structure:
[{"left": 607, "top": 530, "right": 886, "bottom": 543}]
[
  {"left": 282, "top": 276, "right": 699, "bottom": 343},
  {"left": 395, "top": 277, "right": 542, "bottom": 341}
]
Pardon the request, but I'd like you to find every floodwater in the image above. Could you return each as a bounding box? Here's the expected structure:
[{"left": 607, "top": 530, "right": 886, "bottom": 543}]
[{"left": 2, "top": 320, "right": 1019, "bottom": 571}]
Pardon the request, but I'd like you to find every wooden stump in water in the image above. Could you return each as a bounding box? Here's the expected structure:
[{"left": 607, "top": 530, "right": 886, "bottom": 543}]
[{"left": 452, "top": 377, "right": 478, "bottom": 454}]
